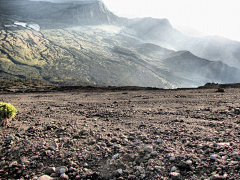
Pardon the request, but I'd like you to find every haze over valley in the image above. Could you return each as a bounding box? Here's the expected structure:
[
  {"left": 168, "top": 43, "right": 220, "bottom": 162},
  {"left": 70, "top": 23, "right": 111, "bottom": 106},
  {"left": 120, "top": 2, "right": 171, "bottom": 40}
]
[{"left": 0, "top": 0, "right": 239, "bottom": 88}]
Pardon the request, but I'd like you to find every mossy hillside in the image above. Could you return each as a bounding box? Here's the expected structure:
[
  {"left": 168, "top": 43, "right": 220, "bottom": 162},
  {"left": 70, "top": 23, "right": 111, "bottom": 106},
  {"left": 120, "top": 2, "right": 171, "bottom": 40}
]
[
  {"left": 0, "top": 29, "right": 49, "bottom": 66},
  {"left": 1, "top": 24, "right": 239, "bottom": 88},
  {"left": 1, "top": 26, "right": 160, "bottom": 86}
]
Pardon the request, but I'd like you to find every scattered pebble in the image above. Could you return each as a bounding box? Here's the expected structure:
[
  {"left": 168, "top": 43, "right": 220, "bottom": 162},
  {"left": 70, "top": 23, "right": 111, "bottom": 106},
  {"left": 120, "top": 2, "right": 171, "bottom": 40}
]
[{"left": 1, "top": 89, "right": 240, "bottom": 179}]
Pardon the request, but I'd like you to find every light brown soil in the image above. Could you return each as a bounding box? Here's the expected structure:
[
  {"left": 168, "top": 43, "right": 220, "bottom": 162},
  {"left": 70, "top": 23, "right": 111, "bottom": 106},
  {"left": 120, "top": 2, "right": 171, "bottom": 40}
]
[{"left": 0, "top": 88, "right": 240, "bottom": 179}]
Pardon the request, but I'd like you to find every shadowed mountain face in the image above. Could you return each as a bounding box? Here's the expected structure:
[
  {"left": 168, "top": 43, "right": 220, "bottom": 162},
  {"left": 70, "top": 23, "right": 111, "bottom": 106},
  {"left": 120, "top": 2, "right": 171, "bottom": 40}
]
[
  {"left": 0, "top": 0, "right": 239, "bottom": 88},
  {"left": 0, "top": 0, "right": 120, "bottom": 26}
]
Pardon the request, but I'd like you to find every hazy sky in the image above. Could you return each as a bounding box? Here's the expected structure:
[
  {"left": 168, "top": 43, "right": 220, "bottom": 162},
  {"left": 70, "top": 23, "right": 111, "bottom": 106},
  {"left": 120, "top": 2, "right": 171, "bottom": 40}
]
[{"left": 103, "top": 0, "right": 240, "bottom": 42}]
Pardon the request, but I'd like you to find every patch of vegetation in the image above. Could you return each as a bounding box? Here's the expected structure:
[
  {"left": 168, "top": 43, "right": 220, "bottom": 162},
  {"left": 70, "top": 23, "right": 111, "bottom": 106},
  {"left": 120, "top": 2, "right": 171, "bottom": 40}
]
[{"left": 0, "top": 101, "right": 17, "bottom": 126}]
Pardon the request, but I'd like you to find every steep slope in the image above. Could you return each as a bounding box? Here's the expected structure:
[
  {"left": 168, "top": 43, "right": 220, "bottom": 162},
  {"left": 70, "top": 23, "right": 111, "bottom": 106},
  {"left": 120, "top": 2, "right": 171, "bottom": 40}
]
[
  {"left": 0, "top": 0, "right": 121, "bottom": 26},
  {"left": 0, "top": 26, "right": 174, "bottom": 88},
  {"left": 0, "top": 0, "right": 239, "bottom": 88},
  {"left": 1, "top": 23, "right": 240, "bottom": 88},
  {"left": 124, "top": 17, "right": 240, "bottom": 68}
]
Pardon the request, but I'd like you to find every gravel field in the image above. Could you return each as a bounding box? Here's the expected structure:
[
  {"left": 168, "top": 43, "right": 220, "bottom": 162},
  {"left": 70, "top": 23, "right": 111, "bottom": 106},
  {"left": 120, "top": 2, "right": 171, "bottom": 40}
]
[{"left": 1, "top": 88, "right": 240, "bottom": 179}]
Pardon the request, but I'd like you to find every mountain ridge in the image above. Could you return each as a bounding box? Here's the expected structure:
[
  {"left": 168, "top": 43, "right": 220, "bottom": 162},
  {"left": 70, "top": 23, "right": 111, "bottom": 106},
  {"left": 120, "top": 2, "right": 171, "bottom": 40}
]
[
  {"left": 0, "top": 0, "right": 121, "bottom": 26},
  {"left": 124, "top": 17, "right": 240, "bottom": 68},
  {"left": 0, "top": 0, "right": 239, "bottom": 88}
]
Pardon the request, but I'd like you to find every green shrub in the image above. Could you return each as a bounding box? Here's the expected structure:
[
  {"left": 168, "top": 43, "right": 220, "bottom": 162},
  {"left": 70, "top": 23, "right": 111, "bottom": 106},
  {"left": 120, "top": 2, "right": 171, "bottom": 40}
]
[{"left": 0, "top": 102, "right": 17, "bottom": 126}]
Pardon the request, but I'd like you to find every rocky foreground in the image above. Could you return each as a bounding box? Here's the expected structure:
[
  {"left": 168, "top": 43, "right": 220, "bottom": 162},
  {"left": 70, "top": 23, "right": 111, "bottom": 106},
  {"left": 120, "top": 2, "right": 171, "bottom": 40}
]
[{"left": 1, "top": 88, "right": 240, "bottom": 179}]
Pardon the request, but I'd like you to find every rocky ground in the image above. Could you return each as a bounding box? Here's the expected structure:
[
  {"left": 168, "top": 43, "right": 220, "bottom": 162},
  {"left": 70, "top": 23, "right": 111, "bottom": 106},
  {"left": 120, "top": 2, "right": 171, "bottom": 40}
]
[{"left": 0, "top": 88, "right": 240, "bottom": 179}]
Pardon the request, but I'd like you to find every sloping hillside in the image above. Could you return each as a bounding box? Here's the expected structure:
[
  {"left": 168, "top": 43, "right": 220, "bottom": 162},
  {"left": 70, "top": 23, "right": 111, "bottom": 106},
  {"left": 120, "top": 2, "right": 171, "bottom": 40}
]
[{"left": 0, "top": 0, "right": 239, "bottom": 88}]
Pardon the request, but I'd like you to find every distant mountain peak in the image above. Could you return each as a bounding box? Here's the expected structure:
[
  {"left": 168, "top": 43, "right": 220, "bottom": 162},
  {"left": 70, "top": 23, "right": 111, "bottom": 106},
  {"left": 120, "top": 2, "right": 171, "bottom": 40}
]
[{"left": 0, "top": 0, "right": 120, "bottom": 25}]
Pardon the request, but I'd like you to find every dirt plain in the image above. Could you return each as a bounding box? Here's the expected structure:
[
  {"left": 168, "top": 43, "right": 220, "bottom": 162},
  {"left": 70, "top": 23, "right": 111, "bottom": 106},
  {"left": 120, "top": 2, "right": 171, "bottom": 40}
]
[{"left": 0, "top": 87, "right": 240, "bottom": 180}]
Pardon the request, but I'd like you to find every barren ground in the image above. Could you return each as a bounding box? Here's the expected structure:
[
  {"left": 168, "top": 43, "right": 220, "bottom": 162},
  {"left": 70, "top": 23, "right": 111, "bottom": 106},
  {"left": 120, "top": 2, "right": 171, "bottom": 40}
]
[{"left": 0, "top": 88, "right": 240, "bottom": 179}]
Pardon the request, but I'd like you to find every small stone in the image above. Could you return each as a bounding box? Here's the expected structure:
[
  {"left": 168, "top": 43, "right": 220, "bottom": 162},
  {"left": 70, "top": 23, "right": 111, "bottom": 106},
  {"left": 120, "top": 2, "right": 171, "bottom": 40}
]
[
  {"left": 25, "top": 139, "right": 31, "bottom": 144},
  {"left": 144, "top": 144, "right": 153, "bottom": 153},
  {"left": 165, "top": 153, "right": 170, "bottom": 158},
  {"left": 234, "top": 108, "right": 240, "bottom": 114},
  {"left": 216, "top": 143, "right": 230, "bottom": 146},
  {"left": 9, "top": 161, "right": 18, "bottom": 167},
  {"left": 17, "top": 169, "right": 22, "bottom": 174},
  {"left": 68, "top": 167, "right": 77, "bottom": 172},
  {"left": 6, "top": 135, "right": 14, "bottom": 141},
  {"left": 37, "top": 162, "right": 44, "bottom": 170},
  {"left": 135, "top": 166, "right": 144, "bottom": 173},
  {"left": 117, "top": 169, "right": 123, "bottom": 174},
  {"left": 147, "top": 166, "right": 154, "bottom": 171},
  {"left": 88, "top": 140, "right": 96, "bottom": 145},
  {"left": 56, "top": 166, "right": 68, "bottom": 174},
  {"left": 119, "top": 134, "right": 127, "bottom": 139},
  {"left": 27, "top": 126, "right": 35, "bottom": 132},
  {"left": 39, "top": 141, "right": 46, "bottom": 146},
  {"left": 155, "top": 139, "right": 163, "bottom": 144},
  {"left": 59, "top": 173, "right": 69, "bottom": 180},
  {"left": 31, "top": 155, "right": 40, "bottom": 161},
  {"left": 210, "top": 154, "right": 219, "bottom": 161},
  {"left": 111, "top": 137, "right": 118, "bottom": 143},
  {"left": 151, "top": 151, "right": 158, "bottom": 156},
  {"left": 112, "top": 154, "right": 119, "bottom": 159},
  {"left": 0, "top": 160, "right": 5, "bottom": 166},
  {"left": 177, "top": 160, "right": 191, "bottom": 171},
  {"left": 170, "top": 156, "right": 176, "bottom": 161},
  {"left": 133, "top": 140, "right": 140, "bottom": 146},
  {"left": 95, "top": 145, "right": 100, "bottom": 150},
  {"left": 45, "top": 167, "right": 56, "bottom": 175},
  {"left": 128, "top": 175, "right": 136, "bottom": 179},
  {"left": 186, "top": 160, "right": 192, "bottom": 166},
  {"left": 21, "top": 157, "right": 30, "bottom": 165},
  {"left": 50, "top": 142, "right": 58, "bottom": 150},
  {"left": 170, "top": 172, "right": 181, "bottom": 180},
  {"left": 37, "top": 175, "right": 53, "bottom": 180},
  {"left": 75, "top": 175, "right": 81, "bottom": 179},
  {"left": 50, "top": 173, "right": 57, "bottom": 177},
  {"left": 57, "top": 127, "right": 65, "bottom": 132},
  {"left": 123, "top": 169, "right": 129, "bottom": 173},
  {"left": 210, "top": 173, "right": 228, "bottom": 180},
  {"left": 140, "top": 174, "right": 146, "bottom": 179},
  {"left": 154, "top": 166, "right": 164, "bottom": 172},
  {"left": 171, "top": 166, "right": 177, "bottom": 172}
]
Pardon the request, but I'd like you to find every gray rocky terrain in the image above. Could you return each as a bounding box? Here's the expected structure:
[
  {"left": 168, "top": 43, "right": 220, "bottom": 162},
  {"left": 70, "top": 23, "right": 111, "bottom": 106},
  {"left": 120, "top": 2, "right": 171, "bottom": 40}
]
[{"left": 1, "top": 87, "right": 240, "bottom": 179}]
